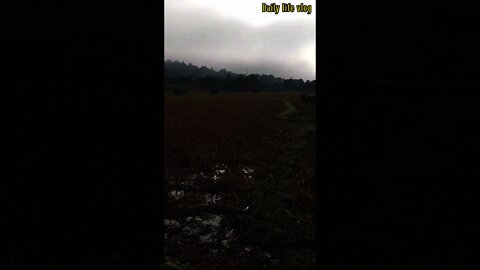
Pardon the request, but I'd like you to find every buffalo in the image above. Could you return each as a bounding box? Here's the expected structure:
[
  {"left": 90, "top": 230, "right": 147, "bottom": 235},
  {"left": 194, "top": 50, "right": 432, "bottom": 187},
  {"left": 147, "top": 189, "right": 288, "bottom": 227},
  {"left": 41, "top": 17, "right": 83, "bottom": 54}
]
[{"left": 209, "top": 90, "right": 219, "bottom": 95}]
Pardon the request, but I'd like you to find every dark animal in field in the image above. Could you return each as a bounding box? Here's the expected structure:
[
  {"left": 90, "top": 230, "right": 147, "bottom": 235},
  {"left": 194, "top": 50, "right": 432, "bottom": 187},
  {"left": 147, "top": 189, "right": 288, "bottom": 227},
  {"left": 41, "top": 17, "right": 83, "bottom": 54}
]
[
  {"left": 252, "top": 89, "right": 260, "bottom": 94},
  {"left": 210, "top": 90, "right": 219, "bottom": 95},
  {"left": 301, "top": 94, "right": 316, "bottom": 104},
  {"left": 174, "top": 90, "right": 186, "bottom": 95}
]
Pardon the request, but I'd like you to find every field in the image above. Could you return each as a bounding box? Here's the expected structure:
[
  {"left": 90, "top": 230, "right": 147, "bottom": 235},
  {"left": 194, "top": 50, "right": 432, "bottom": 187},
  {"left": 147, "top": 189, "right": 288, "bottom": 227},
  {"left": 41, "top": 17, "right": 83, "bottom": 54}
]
[{"left": 164, "top": 91, "right": 316, "bottom": 269}]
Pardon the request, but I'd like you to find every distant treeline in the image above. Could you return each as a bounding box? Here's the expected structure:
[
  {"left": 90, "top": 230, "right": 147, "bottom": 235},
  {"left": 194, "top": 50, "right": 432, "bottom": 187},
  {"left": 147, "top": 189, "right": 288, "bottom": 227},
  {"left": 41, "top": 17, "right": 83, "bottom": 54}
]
[{"left": 164, "top": 60, "right": 315, "bottom": 92}]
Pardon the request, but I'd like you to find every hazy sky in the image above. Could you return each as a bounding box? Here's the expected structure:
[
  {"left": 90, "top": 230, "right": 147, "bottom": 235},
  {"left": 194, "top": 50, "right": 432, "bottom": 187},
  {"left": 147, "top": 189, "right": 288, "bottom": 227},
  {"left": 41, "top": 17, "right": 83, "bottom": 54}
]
[{"left": 165, "top": 0, "right": 316, "bottom": 81}]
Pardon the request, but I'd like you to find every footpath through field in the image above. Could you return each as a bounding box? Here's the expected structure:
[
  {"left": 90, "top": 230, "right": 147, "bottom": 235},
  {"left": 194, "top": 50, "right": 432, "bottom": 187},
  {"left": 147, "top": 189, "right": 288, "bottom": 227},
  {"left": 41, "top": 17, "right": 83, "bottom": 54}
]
[{"left": 164, "top": 92, "right": 315, "bottom": 270}]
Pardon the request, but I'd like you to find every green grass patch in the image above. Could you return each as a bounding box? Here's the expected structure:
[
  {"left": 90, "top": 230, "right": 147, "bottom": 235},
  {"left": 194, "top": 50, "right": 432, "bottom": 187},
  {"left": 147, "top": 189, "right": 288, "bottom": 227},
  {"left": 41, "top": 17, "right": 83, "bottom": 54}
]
[
  {"left": 278, "top": 99, "right": 300, "bottom": 119},
  {"left": 278, "top": 99, "right": 315, "bottom": 122}
]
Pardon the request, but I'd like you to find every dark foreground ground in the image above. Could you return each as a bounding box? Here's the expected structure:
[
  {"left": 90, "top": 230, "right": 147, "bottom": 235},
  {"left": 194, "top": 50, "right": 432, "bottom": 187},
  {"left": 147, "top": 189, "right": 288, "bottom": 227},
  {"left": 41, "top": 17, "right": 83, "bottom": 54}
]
[{"left": 164, "top": 92, "right": 316, "bottom": 269}]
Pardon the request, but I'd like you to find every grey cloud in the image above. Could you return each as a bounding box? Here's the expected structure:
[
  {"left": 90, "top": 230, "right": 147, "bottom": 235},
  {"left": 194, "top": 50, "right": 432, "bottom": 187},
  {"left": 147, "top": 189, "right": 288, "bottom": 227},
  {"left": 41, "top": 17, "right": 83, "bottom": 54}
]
[{"left": 165, "top": 7, "right": 315, "bottom": 80}]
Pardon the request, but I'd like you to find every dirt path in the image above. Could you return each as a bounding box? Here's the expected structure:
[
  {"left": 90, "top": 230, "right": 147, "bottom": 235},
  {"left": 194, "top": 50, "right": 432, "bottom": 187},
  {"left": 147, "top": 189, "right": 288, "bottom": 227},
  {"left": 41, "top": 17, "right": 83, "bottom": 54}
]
[{"left": 278, "top": 99, "right": 315, "bottom": 121}]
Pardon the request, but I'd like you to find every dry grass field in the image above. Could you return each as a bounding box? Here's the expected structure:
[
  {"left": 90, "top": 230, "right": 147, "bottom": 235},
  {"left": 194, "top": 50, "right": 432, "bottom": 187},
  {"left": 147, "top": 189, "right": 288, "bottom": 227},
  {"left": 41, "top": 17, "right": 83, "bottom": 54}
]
[{"left": 164, "top": 91, "right": 316, "bottom": 269}]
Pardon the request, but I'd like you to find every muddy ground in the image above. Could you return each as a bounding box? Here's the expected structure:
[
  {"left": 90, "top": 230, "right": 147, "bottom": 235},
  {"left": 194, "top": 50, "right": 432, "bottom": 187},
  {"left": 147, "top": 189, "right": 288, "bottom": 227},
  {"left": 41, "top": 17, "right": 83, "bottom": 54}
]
[{"left": 164, "top": 92, "right": 316, "bottom": 270}]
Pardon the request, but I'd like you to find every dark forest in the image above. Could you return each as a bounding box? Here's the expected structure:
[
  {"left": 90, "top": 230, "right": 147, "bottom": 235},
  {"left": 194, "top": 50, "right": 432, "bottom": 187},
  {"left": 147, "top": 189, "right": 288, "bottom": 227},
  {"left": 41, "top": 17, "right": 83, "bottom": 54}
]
[{"left": 164, "top": 60, "right": 316, "bottom": 92}]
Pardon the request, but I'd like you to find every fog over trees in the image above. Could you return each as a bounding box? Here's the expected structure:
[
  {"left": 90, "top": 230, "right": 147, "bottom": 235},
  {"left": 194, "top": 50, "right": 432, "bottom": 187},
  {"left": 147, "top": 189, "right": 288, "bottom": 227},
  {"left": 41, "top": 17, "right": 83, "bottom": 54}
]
[{"left": 164, "top": 60, "right": 316, "bottom": 92}]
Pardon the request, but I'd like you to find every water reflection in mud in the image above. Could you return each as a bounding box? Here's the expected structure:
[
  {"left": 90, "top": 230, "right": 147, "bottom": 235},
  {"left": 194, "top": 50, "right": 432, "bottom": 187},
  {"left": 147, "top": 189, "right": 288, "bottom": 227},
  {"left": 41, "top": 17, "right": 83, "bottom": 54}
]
[
  {"left": 241, "top": 166, "right": 254, "bottom": 181},
  {"left": 164, "top": 214, "right": 237, "bottom": 254},
  {"left": 168, "top": 190, "right": 185, "bottom": 200},
  {"left": 215, "top": 163, "right": 227, "bottom": 174},
  {"left": 204, "top": 194, "right": 222, "bottom": 205},
  {"left": 170, "top": 164, "right": 254, "bottom": 186},
  {"left": 164, "top": 219, "right": 181, "bottom": 228},
  {"left": 166, "top": 164, "right": 271, "bottom": 264}
]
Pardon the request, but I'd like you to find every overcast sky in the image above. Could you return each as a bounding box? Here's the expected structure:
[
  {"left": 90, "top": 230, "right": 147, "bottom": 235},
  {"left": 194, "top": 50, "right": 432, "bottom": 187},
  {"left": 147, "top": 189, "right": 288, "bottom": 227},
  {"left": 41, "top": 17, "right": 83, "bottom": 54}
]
[{"left": 165, "top": 0, "right": 316, "bottom": 81}]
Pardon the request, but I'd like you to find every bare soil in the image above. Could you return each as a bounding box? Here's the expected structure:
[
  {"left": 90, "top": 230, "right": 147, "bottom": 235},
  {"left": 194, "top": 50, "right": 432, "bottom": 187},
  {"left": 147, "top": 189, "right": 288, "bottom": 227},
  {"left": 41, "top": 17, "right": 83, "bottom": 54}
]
[{"left": 164, "top": 91, "right": 316, "bottom": 270}]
